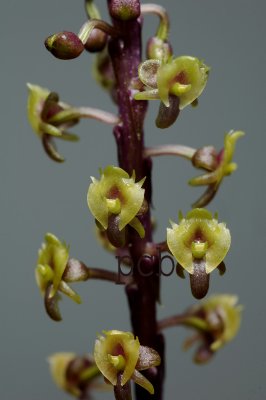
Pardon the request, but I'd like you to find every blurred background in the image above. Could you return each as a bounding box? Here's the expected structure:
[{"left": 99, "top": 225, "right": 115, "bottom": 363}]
[{"left": 1, "top": 0, "right": 266, "bottom": 399}]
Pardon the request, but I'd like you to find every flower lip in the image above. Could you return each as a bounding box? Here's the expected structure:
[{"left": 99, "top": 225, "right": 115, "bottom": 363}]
[
  {"left": 172, "top": 71, "right": 188, "bottom": 85},
  {"left": 107, "top": 185, "right": 124, "bottom": 203}
]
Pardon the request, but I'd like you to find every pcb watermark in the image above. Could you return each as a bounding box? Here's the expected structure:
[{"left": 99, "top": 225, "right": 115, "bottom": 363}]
[{"left": 115, "top": 248, "right": 179, "bottom": 284}]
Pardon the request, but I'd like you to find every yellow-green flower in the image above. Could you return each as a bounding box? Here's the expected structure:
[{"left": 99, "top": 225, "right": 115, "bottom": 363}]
[
  {"left": 200, "top": 294, "right": 242, "bottom": 351},
  {"left": 167, "top": 208, "right": 231, "bottom": 275},
  {"left": 135, "top": 56, "right": 209, "bottom": 109},
  {"left": 27, "top": 83, "right": 79, "bottom": 162},
  {"left": 190, "top": 130, "right": 245, "bottom": 207},
  {"left": 87, "top": 166, "right": 146, "bottom": 245},
  {"left": 184, "top": 294, "right": 242, "bottom": 363},
  {"left": 94, "top": 330, "right": 161, "bottom": 394},
  {"left": 48, "top": 352, "right": 101, "bottom": 397},
  {"left": 49, "top": 353, "right": 77, "bottom": 395},
  {"left": 36, "top": 233, "right": 86, "bottom": 320}
]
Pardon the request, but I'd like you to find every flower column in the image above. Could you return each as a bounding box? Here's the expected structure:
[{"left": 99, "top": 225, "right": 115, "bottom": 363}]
[{"left": 107, "top": 1, "right": 164, "bottom": 399}]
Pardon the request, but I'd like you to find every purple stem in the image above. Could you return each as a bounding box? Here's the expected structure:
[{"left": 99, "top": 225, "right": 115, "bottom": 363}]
[{"left": 107, "top": 2, "right": 165, "bottom": 399}]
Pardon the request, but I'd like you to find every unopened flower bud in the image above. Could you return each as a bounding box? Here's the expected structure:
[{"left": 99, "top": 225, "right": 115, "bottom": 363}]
[
  {"left": 45, "top": 31, "right": 84, "bottom": 60},
  {"left": 108, "top": 0, "right": 140, "bottom": 21},
  {"left": 84, "top": 29, "right": 107, "bottom": 53},
  {"left": 146, "top": 37, "right": 172, "bottom": 61}
]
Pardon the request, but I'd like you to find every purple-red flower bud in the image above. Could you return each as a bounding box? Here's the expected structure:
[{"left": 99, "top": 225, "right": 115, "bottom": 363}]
[
  {"left": 84, "top": 29, "right": 107, "bottom": 53},
  {"left": 146, "top": 37, "right": 172, "bottom": 61},
  {"left": 45, "top": 31, "right": 84, "bottom": 60}
]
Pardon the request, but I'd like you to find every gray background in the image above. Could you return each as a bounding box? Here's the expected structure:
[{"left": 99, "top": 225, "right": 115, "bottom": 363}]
[{"left": 1, "top": 0, "right": 266, "bottom": 399}]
